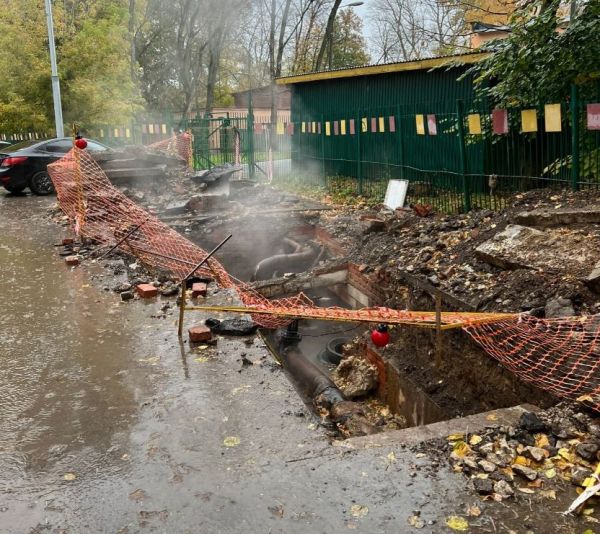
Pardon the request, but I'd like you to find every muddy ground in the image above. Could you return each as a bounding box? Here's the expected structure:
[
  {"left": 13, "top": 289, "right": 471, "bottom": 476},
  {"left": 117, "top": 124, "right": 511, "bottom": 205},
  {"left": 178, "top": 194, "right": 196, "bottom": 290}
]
[{"left": 3, "top": 170, "right": 600, "bottom": 531}]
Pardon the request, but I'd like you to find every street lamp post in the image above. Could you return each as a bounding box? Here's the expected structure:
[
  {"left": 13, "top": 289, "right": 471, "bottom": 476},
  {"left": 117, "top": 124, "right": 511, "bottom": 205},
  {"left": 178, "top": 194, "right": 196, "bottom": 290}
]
[
  {"left": 44, "top": 0, "right": 64, "bottom": 137},
  {"left": 328, "top": 1, "right": 364, "bottom": 70}
]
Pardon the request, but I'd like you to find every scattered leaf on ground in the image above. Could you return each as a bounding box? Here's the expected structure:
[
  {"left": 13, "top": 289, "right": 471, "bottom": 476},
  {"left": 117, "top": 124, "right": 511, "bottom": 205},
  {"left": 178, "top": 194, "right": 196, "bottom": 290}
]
[
  {"left": 469, "top": 435, "right": 483, "bottom": 446},
  {"left": 63, "top": 473, "right": 76, "bottom": 481},
  {"left": 350, "top": 505, "right": 369, "bottom": 518},
  {"left": 138, "top": 356, "right": 160, "bottom": 364},
  {"left": 486, "top": 414, "right": 498, "bottom": 421},
  {"left": 517, "top": 487, "right": 535, "bottom": 494},
  {"left": 387, "top": 451, "right": 397, "bottom": 463},
  {"left": 231, "top": 385, "right": 251, "bottom": 395},
  {"left": 129, "top": 489, "right": 147, "bottom": 502},
  {"left": 466, "top": 505, "right": 481, "bottom": 517},
  {"left": 447, "top": 433, "right": 465, "bottom": 441},
  {"left": 408, "top": 515, "right": 425, "bottom": 528},
  {"left": 194, "top": 356, "right": 209, "bottom": 363},
  {"left": 445, "top": 516, "right": 469, "bottom": 531},
  {"left": 535, "top": 434, "right": 550, "bottom": 448},
  {"left": 452, "top": 441, "right": 472, "bottom": 458},
  {"left": 545, "top": 468, "right": 557, "bottom": 479},
  {"left": 539, "top": 489, "right": 556, "bottom": 500},
  {"left": 223, "top": 436, "right": 240, "bottom": 447}
]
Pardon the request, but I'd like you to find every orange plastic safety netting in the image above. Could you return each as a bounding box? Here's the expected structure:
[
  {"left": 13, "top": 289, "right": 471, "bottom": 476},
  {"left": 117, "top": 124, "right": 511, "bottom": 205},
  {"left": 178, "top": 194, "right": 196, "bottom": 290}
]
[
  {"left": 147, "top": 132, "right": 193, "bottom": 167},
  {"left": 47, "top": 146, "right": 310, "bottom": 328},
  {"left": 464, "top": 314, "right": 600, "bottom": 411},
  {"left": 47, "top": 146, "right": 600, "bottom": 410}
]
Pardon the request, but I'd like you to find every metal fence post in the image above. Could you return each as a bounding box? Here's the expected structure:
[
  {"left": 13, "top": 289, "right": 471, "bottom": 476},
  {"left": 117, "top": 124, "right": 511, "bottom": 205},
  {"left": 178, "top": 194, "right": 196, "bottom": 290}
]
[
  {"left": 320, "top": 114, "right": 326, "bottom": 186},
  {"left": 357, "top": 111, "right": 363, "bottom": 195},
  {"left": 456, "top": 100, "right": 471, "bottom": 213},
  {"left": 570, "top": 84, "right": 580, "bottom": 191},
  {"left": 397, "top": 107, "right": 405, "bottom": 180},
  {"left": 247, "top": 91, "right": 255, "bottom": 180}
]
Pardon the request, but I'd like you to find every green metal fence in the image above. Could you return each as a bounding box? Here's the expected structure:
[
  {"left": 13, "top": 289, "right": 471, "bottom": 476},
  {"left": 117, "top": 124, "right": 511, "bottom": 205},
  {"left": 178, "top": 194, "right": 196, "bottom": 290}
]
[{"left": 281, "top": 87, "right": 600, "bottom": 212}]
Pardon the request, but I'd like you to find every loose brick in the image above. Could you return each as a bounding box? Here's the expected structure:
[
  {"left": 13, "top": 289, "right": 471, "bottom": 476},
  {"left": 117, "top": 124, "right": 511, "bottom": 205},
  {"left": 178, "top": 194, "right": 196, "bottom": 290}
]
[
  {"left": 62, "top": 238, "right": 74, "bottom": 246},
  {"left": 65, "top": 255, "right": 80, "bottom": 266},
  {"left": 192, "top": 282, "right": 207, "bottom": 298},
  {"left": 136, "top": 283, "right": 158, "bottom": 298},
  {"left": 188, "top": 325, "right": 212, "bottom": 342}
]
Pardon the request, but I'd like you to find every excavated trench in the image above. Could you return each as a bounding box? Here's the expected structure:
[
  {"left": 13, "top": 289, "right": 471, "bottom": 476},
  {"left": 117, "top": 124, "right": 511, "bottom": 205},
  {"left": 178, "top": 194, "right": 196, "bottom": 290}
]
[{"left": 189, "top": 215, "right": 547, "bottom": 437}]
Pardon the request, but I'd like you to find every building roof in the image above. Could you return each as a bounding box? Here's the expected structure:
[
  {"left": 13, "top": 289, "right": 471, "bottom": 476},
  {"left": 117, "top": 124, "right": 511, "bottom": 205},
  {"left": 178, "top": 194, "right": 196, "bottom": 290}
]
[{"left": 275, "top": 52, "right": 489, "bottom": 85}]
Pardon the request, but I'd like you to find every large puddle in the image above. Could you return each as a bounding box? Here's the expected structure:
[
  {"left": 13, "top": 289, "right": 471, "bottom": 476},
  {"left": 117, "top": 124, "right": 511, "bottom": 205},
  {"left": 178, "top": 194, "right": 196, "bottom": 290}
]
[{"left": 0, "top": 195, "right": 165, "bottom": 491}]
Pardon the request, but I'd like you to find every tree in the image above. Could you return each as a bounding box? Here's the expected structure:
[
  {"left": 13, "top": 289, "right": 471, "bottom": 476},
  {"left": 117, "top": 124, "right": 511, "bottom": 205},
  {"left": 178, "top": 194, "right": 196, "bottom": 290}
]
[
  {"left": 369, "top": 0, "right": 469, "bottom": 63},
  {"left": 329, "top": 9, "right": 370, "bottom": 69},
  {"left": 468, "top": 0, "right": 600, "bottom": 105},
  {"left": 0, "top": 0, "right": 140, "bottom": 133}
]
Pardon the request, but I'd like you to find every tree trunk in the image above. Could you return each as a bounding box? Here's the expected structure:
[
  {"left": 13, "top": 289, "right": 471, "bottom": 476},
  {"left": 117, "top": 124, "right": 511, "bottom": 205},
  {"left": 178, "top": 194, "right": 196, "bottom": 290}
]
[
  {"left": 315, "top": 0, "right": 342, "bottom": 71},
  {"left": 205, "top": 30, "right": 224, "bottom": 115}
]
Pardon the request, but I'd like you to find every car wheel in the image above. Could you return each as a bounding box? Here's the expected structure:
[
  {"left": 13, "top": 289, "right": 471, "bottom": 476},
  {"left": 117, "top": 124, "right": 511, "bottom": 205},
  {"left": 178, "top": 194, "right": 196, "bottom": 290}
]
[
  {"left": 4, "top": 184, "right": 26, "bottom": 194},
  {"left": 29, "top": 171, "right": 55, "bottom": 195}
]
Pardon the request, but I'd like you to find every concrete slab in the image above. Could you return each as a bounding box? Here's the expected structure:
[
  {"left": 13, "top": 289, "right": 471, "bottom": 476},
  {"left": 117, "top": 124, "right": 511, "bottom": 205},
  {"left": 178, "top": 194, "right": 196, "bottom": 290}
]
[
  {"left": 345, "top": 404, "right": 537, "bottom": 449},
  {"left": 475, "top": 224, "right": 600, "bottom": 277},
  {"left": 515, "top": 205, "right": 600, "bottom": 228}
]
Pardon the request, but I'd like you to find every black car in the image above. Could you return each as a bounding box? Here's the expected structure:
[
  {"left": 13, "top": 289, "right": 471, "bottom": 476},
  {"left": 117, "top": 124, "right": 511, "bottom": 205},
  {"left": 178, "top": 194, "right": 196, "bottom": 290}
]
[{"left": 0, "top": 137, "right": 111, "bottom": 195}]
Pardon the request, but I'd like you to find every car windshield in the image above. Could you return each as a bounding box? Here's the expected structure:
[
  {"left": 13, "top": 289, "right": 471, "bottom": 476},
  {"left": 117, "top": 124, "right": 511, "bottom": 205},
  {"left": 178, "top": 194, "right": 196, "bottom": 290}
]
[{"left": 0, "top": 140, "right": 42, "bottom": 152}]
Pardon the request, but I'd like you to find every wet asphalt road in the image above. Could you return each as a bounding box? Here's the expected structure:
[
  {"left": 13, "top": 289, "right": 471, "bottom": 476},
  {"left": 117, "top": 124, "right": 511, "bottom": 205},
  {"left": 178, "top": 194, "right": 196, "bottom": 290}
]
[{"left": 0, "top": 191, "right": 587, "bottom": 534}]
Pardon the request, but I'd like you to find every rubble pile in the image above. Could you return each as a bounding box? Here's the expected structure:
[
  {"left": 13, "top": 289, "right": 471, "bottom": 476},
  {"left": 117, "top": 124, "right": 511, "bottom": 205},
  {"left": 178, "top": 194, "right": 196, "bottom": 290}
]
[
  {"left": 319, "top": 189, "right": 600, "bottom": 316},
  {"left": 444, "top": 406, "right": 600, "bottom": 505}
]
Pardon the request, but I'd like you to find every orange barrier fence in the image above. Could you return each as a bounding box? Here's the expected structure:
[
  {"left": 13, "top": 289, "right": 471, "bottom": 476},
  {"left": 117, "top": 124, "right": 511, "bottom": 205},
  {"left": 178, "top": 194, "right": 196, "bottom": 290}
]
[
  {"left": 147, "top": 132, "right": 193, "bottom": 167},
  {"left": 47, "top": 146, "right": 600, "bottom": 410}
]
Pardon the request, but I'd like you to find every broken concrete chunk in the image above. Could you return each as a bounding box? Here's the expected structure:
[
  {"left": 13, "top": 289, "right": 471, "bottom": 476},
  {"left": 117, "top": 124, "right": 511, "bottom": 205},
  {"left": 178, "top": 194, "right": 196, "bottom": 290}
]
[
  {"left": 511, "top": 464, "right": 538, "bottom": 481},
  {"left": 515, "top": 206, "right": 600, "bottom": 228},
  {"left": 477, "top": 459, "right": 497, "bottom": 473},
  {"left": 493, "top": 480, "right": 514, "bottom": 499},
  {"left": 65, "top": 255, "right": 80, "bottom": 266},
  {"left": 473, "top": 478, "right": 494, "bottom": 495},
  {"left": 475, "top": 225, "right": 544, "bottom": 270},
  {"left": 524, "top": 446, "right": 546, "bottom": 463},
  {"left": 544, "top": 297, "right": 575, "bottom": 318},
  {"left": 585, "top": 261, "right": 600, "bottom": 294}
]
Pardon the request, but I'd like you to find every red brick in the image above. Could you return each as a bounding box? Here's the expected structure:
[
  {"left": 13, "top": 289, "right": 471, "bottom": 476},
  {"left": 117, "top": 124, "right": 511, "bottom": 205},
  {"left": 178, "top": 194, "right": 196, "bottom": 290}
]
[
  {"left": 192, "top": 282, "right": 207, "bottom": 298},
  {"left": 65, "top": 255, "right": 80, "bottom": 266},
  {"left": 136, "top": 283, "right": 158, "bottom": 298},
  {"left": 188, "top": 325, "right": 212, "bottom": 342},
  {"left": 62, "top": 238, "right": 74, "bottom": 246}
]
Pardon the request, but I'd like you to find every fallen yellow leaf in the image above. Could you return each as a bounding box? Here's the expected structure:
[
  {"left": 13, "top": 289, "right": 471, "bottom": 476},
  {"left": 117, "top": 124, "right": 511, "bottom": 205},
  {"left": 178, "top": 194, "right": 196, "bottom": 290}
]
[
  {"left": 518, "top": 487, "right": 535, "bottom": 494},
  {"left": 486, "top": 413, "right": 498, "bottom": 421},
  {"left": 350, "top": 504, "right": 369, "bottom": 518},
  {"left": 223, "top": 436, "right": 240, "bottom": 447},
  {"left": 539, "top": 489, "right": 556, "bottom": 500},
  {"left": 447, "top": 433, "right": 465, "bottom": 441},
  {"left": 63, "top": 473, "right": 76, "bottom": 481},
  {"left": 545, "top": 468, "right": 556, "bottom": 479},
  {"left": 194, "top": 356, "right": 209, "bottom": 363},
  {"left": 583, "top": 508, "right": 595, "bottom": 516},
  {"left": 469, "top": 435, "right": 483, "bottom": 446},
  {"left": 445, "top": 516, "right": 469, "bottom": 531},
  {"left": 535, "top": 434, "right": 550, "bottom": 448},
  {"left": 514, "top": 456, "right": 530, "bottom": 466},
  {"left": 452, "top": 441, "right": 472, "bottom": 458},
  {"left": 577, "top": 394, "right": 594, "bottom": 403}
]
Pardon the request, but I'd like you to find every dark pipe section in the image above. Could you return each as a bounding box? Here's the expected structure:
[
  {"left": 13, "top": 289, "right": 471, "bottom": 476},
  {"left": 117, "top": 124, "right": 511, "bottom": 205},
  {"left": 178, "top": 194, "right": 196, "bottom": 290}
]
[
  {"left": 252, "top": 245, "right": 318, "bottom": 281},
  {"left": 281, "top": 345, "right": 379, "bottom": 437}
]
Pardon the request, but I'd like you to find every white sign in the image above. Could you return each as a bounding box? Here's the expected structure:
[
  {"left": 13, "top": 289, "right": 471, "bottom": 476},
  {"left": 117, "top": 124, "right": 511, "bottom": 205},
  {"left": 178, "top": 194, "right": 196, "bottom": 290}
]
[{"left": 384, "top": 179, "right": 409, "bottom": 210}]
